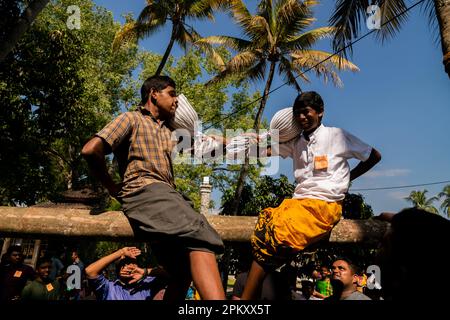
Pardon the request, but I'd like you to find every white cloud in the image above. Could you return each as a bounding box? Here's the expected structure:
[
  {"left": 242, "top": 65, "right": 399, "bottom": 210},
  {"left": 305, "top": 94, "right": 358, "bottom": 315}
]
[
  {"left": 388, "top": 191, "right": 409, "bottom": 200},
  {"left": 363, "top": 169, "right": 411, "bottom": 178}
]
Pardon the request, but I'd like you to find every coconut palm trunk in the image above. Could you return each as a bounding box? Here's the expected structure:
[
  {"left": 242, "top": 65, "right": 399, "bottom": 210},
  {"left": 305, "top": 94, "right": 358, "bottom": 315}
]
[
  {"left": 155, "top": 22, "right": 178, "bottom": 76},
  {"left": 435, "top": 0, "right": 450, "bottom": 77},
  {"left": 229, "top": 61, "right": 277, "bottom": 215},
  {"left": 0, "top": 0, "right": 50, "bottom": 62}
]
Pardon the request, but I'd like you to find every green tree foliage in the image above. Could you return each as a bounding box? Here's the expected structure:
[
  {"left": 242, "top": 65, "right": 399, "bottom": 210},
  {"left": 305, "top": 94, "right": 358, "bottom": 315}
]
[
  {"left": 438, "top": 184, "right": 450, "bottom": 217},
  {"left": 221, "top": 174, "right": 295, "bottom": 215},
  {"left": 113, "top": 0, "right": 228, "bottom": 75},
  {"left": 342, "top": 193, "right": 374, "bottom": 219},
  {"left": 404, "top": 189, "right": 439, "bottom": 214},
  {"left": 0, "top": 0, "right": 139, "bottom": 205}
]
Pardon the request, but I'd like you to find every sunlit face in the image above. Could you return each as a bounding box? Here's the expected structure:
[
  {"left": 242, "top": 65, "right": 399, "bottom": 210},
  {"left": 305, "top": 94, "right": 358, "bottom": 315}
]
[
  {"left": 331, "top": 260, "right": 358, "bottom": 289},
  {"left": 320, "top": 266, "right": 330, "bottom": 278},
  {"left": 293, "top": 106, "right": 323, "bottom": 133},
  {"left": 152, "top": 86, "right": 178, "bottom": 120}
]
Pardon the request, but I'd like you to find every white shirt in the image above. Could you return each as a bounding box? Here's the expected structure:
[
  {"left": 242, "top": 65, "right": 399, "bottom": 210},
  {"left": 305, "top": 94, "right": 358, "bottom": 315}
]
[{"left": 273, "top": 124, "right": 372, "bottom": 202}]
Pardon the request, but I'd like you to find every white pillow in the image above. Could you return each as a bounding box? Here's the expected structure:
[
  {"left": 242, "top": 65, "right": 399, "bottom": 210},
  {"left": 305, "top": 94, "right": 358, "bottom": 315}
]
[{"left": 269, "top": 107, "right": 302, "bottom": 142}]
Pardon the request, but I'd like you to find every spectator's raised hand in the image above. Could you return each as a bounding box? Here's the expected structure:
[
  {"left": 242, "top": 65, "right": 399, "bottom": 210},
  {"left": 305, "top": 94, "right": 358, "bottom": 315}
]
[
  {"left": 121, "top": 265, "right": 145, "bottom": 284},
  {"left": 119, "top": 247, "right": 141, "bottom": 260}
]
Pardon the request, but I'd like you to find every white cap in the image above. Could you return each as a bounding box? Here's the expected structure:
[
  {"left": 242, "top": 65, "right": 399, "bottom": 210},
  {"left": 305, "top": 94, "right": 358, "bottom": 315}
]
[
  {"left": 169, "top": 93, "right": 199, "bottom": 136},
  {"left": 269, "top": 107, "right": 302, "bottom": 142}
]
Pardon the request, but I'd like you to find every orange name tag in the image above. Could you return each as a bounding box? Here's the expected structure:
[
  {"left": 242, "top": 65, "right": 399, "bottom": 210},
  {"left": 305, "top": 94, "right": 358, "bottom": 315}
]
[
  {"left": 46, "top": 283, "right": 54, "bottom": 292},
  {"left": 314, "top": 155, "right": 328, "bottom": 170},
  {"left": 13, "top": 270, "right": 22, "bottom": 278}
]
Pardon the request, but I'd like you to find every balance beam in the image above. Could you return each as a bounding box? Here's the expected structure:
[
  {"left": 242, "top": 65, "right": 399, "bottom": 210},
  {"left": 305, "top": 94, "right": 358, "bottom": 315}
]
[{"left": 0, "top": 206, "right": 388, "bottom": 245}]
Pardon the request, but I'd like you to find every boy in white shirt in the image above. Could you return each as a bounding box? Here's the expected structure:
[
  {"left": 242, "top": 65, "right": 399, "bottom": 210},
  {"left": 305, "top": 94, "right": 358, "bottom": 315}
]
[{"left": 241, "top": 91, "right": 381, "bottom": 299}]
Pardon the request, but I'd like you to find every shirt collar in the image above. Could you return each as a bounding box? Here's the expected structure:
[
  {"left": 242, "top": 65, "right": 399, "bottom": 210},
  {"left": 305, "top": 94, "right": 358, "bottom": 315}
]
[
  {"left": 113, "top": 278, "right": 139, "bottom": 290},
  {"left": 302, "top": 124, "right": 324, "bottom": 142},
  {"left": 139, "top": 107, "right": 166, "bottom": 126}
]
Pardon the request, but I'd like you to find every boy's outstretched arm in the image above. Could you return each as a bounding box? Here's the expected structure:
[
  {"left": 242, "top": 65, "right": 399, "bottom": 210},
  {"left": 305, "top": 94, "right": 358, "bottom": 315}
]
[{"left": 350, "top": 148, "right": 382, "bottom": 181}]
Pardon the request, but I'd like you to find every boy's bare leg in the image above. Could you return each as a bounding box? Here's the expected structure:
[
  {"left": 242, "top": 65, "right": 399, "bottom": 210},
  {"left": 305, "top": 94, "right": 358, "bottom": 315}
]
[
  {"left": 189, "top": 250, "right": 225, "bottom": 300},
  {"left": 241, "top": 261, "right": 267, "bottom": 300}
]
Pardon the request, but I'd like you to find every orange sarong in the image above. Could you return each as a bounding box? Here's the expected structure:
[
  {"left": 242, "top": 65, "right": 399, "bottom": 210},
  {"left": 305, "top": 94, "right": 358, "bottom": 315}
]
[{"left": 251, "top": 198, "right": 342, "bottom": 270}]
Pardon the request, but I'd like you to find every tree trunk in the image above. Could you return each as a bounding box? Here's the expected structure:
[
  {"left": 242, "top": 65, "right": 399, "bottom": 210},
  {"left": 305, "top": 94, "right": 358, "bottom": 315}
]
[
  {"left": 228, "top": 61, "right": 277, "bottom": 215},
  {"left": 0, "top": 0, "right": 50, "bottom": 62},
  {"left": 0, "top": 206, "right": 389, "bottom": 245},
  {"left": 435, "top": 0, "right": 450, "bottom": 78},
  {"left": 155, "top": 22, "right": 178, "bottom": 76}
]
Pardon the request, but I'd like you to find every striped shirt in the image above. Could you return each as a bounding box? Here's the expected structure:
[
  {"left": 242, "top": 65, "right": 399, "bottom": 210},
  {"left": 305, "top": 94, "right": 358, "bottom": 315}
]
[{"left": 96, "top": 107, "right": 176, "bottom": 198}]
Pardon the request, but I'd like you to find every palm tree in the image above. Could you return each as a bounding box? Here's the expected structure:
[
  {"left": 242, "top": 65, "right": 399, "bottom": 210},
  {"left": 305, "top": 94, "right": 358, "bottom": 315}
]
[
  {"left": 113, "top": 0, "right": 227, "bottom": 75},
  {"left": 404, "top": 189, "right": 439, "bottom": 214},
  {"left": 329, "top": 0, "right": 450, "bottom": 78},
  {"left": 438, "top": 184, "right": 450, "bottom": 217},
  {"left": 196, "top": 0, "right": 359, "bottom": 215}
]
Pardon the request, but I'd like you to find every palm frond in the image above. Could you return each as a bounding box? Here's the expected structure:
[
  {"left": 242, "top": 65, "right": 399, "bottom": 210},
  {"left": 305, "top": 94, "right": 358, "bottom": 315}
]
[
  {"left": 175, "top": 23, "right": 201, "bottom": 50},
  {"left": 291, "top": 49, "right": 359, "bottom": 87},
  {"left": 420, "top": 0, "right": 440, "bottom": 46},
  {"left": 207, "top": 51, "right": 261, "bottom": 85},
  {"left": 193, "top": 40, "right": 226, "bottom": 70},
  {"left": 112, "top": 22, "right": 138, "bottom": 51},
  {"left": 278, "top": 55, "right": 302, "bottom": 91},
  {"left": 225, "top": 51, "right": 261, "bottom": 73},
  {"left": 188, "top": 0, "right": 226, "bottom": 20},
  {"left": 277, "top": 0, "right": 316, "bottom": 26},
  {"left": 285, "top": 59, "right": 311, "bottom": 84},
  {"left": 241, "top": 59, "right": 267, "bottom": 83},
  {"left": 195, "top": 35, "right": 251, "bottom": 51},
  {"left": 276, "top": 0, "right": 315, "bottom": 38},
  {"left": 113, "top": 12, "right": 168, "bottom": 51},
  {"left": 329, "top": 0, "right": 370, "bottom": 57},
  {"left": 291, "top": 49, "right": 359, "bottom": 72},
  {"left": 257, "top": 0, "right": 275, "bottom": 33},
  {"left": 190, "top": 0, "right": 231, "bottom": 14},
  {"left": 137, "top": 1, "right": 168, "bottom": 25},
  {"left": 112, "top": 20, "right": 165, "bottom": 51},
  {"left": 135, "top": 18, "right": 167, "bottom": 41},
  {"left": 249, "top": 15, "right": 274, "bottom": 46},
  {"left": 283, "top": 27, "right": 335, "bottom": 51},
  {"left": 375, "top": 0, "right": 408, "bottom": 43},
  {"left": 229, "top": 0, "right": 253, "bottom": 31}
]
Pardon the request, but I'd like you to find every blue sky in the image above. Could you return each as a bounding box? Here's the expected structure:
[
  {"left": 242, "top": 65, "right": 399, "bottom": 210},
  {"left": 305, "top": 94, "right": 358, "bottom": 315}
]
[{"left": 93, "top": 0, "right": 450, "bottom": 216}]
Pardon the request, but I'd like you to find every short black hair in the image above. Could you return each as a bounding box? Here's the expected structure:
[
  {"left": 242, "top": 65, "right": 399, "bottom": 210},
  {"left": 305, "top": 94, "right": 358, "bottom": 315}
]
[
  {"left": 140, "top": 75, "right": 176, "bottom": 106},
  {"left": 334, "top": 256, "right": 361, "bottom": 275},
  {"left": 6, "top": 245, "right": 22, "bottom": 256},
  {"left": 36, "top": 256, "right": 52, "bottom": 268},
  {"left": 293, "top": 91, "right": 324, "bottom": 115}
]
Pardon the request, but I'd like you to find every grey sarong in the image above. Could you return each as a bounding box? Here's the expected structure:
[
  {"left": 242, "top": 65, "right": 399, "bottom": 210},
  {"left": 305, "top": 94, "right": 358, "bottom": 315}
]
[{"left": 121, "top": 182, "right": 224, "bottom": 255}]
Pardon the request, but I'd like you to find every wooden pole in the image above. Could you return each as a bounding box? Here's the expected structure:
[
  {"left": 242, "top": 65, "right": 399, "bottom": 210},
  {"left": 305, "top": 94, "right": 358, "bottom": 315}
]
[{"left": 0, "top": 206, "right": 388, "bottom": 245}]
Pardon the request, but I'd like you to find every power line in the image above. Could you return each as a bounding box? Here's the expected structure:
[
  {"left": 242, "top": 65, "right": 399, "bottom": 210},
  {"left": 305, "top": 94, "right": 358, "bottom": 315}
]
[
  {"left": 202, "top": 0, "right": 426, "bottom": 130},
  {"left": 350, "top": 180, "right": 450, "bottom": 192}
]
